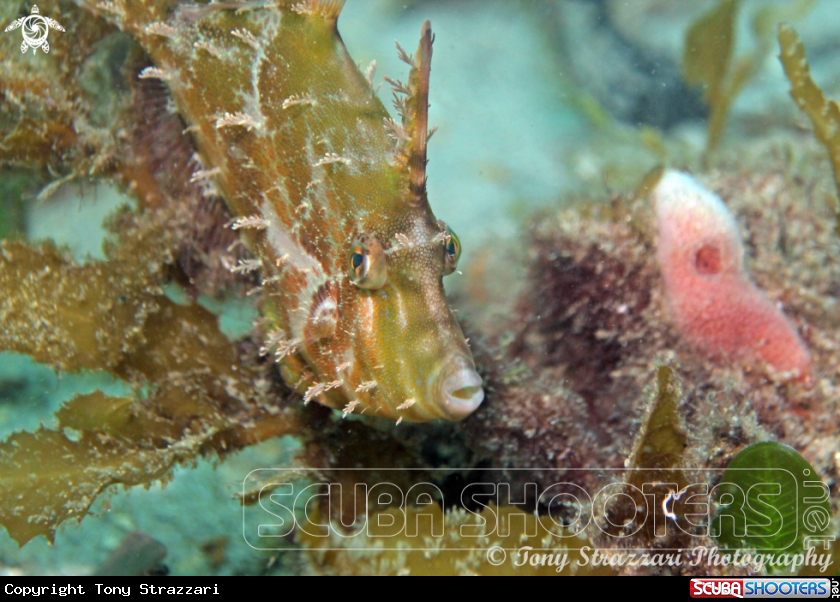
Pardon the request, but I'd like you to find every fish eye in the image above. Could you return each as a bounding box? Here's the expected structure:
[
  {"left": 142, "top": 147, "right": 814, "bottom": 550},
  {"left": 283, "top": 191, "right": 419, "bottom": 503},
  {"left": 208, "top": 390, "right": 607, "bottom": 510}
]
[
  {"left": 347, "top": 235, "right": 388, "bottom": 289},
  {"left": 442, "top": 225, "right": 461, "bottom": 276}
]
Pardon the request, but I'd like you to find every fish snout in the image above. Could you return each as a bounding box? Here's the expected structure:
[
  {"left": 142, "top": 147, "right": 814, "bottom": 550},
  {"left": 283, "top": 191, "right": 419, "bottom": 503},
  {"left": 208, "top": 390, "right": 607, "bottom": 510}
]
[{"left": 434, "top": 357, "right": 484, "bottom": 421}]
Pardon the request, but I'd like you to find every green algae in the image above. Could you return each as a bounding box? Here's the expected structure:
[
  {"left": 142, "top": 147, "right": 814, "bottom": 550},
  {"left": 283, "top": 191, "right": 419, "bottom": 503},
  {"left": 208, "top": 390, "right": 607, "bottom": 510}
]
[{"left": 713, "top": 441, "right": 832, "bottom": 574}]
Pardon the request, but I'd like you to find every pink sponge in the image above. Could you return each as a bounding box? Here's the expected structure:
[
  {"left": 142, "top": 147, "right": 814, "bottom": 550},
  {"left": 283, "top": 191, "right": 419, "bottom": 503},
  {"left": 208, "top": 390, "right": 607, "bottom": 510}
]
[{"left": 652, "top": 170, "right": 812, "bottom": 383}]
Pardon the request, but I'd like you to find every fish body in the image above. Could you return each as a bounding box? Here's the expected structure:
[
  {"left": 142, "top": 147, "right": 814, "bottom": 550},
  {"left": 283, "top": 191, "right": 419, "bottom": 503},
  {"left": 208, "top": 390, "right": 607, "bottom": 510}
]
[{"left": 104, "top": 0, "right": 483, "bottom": 421}]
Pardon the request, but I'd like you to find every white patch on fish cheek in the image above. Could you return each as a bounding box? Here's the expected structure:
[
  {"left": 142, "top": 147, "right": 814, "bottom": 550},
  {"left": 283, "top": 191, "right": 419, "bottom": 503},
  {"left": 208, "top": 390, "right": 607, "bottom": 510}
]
[{"left": 308, "top": 285, "right": 338, "bottom": 339}]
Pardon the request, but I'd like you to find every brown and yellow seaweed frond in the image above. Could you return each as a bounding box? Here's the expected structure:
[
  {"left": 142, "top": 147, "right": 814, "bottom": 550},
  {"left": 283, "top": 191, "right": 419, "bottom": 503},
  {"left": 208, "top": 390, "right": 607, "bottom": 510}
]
[
  {"left": 0, "top": 236, "right": 300, "bottom": 545},
  {"left": 593, "top": 363, "right": 692, "bottom": 549},
  {"left": 0, "top": 391, "right": 185, "bottom": 545},
  {"left": 684, "top": 0, "right": 739, "bottom": 119},
  {"left": 683, "top": 0, "right": 742, "bottom": 154},
  {"left": 626, "top": 364, "right": 688, "bottom": 481},
  {"left": 778, "top": 23, "right": 840, "bottom": 237},
  {"left": 684, "top": 0, "right": 814, "bottom": 154},
  {"left": 0, "top": 239, "right": 161, "bottom": 373}
]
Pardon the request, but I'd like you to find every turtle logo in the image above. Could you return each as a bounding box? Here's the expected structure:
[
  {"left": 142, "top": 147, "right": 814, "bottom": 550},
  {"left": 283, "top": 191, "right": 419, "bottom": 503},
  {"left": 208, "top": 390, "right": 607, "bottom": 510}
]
[{"left": 4, "top": 5, "right": 65, "bottom": 54}]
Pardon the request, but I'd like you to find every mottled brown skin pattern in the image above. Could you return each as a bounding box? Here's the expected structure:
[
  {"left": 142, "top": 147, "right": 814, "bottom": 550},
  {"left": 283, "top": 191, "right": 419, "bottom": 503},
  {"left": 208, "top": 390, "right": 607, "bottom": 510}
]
[{"left": 92, "top": 0, "right": 482, "bottom": 422}]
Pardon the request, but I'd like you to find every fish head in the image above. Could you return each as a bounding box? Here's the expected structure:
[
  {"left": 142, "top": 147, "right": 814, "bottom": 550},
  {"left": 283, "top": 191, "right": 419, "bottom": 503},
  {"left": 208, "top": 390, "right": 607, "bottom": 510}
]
[{"left": 336, "top": 203, "right": 483, "bottom": 422}]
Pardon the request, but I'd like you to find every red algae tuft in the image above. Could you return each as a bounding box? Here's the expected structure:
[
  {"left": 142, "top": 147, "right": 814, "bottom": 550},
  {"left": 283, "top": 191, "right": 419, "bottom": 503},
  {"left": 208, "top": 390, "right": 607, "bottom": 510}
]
[{"left": 652, "top": 170, "right": 812, "bottom": 383}]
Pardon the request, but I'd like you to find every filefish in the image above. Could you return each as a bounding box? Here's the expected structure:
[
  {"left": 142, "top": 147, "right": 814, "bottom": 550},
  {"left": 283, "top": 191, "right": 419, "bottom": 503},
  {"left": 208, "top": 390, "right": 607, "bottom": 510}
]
[{"left": 99, "top": 0, "right": 484, "bottom": 421}]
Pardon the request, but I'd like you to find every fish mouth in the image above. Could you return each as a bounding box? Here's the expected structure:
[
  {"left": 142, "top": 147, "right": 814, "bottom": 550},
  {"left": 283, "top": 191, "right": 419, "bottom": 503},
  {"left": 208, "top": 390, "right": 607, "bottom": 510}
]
[{"left": 433, "top": 358, "right": 484, "bottom": 421}]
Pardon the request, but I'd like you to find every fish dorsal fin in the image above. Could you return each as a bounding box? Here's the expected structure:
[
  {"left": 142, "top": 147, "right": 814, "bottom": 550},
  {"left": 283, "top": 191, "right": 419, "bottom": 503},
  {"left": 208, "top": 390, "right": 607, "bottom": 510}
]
[
  {"left": 407, "top": 21, "right": 433, "bottom": 205},
  {"left": 386, "top": 21, "right": 434, "bottom": 207}
]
